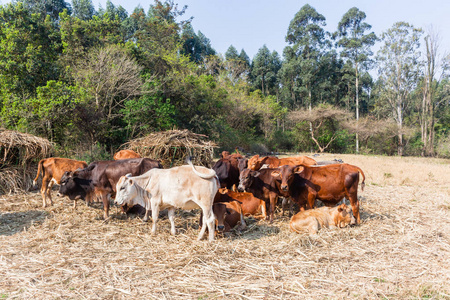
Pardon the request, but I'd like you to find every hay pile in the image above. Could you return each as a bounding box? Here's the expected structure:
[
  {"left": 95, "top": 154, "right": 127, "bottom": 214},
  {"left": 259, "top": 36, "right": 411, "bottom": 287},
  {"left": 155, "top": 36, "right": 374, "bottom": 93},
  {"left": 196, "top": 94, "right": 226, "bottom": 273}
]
[
  {"left": 0, "top": 128, "right": 54, "bottom": 194},
  {"left": 123, "top": 129, "right": 217, "bottom": 168}
]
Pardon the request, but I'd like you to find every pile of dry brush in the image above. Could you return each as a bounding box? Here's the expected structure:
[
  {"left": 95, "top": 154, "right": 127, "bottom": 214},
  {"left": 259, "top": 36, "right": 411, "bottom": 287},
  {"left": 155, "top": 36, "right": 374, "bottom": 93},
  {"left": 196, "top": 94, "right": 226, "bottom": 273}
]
[
  {"left": 0, "top": 128, "right": 53, "bottom": 194},
  {"left": 122, "top": 129, "right": 217, "bottom": 168}
]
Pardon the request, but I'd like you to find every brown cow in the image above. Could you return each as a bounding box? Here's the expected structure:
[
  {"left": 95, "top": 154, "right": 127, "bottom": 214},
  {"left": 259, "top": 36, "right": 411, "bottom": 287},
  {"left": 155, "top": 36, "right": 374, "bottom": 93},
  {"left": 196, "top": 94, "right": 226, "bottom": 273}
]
[
  {"left": 290, "top": 204, "right": 354, "bottom": 234},
  {"left": 33, "top": 157, "right": 88, "bottom": 208},
  {"left": 272, "top": 163, "right": 365, "bottom": 224},
  {"left": 113, "top": 149, "right": 141, "bottom": 160},
  {"left": 248, "top": 155, "right": 317, "bottom": 171},
  {"left": 214, "top": 188, "right": 266, "bottom": 219},
  {"left": 238, "top": 167, "right": 291, "bottom": 222},
  {"left": 212, "top": 153, "right": 246, "bottom": 190}
]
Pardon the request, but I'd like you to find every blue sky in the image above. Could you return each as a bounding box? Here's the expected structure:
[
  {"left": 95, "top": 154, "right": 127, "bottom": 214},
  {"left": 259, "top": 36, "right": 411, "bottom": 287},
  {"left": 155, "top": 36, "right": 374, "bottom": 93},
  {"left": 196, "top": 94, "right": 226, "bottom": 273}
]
[
  {"left": 92, "top": 0, "right": 450, "bottom": 60},
  {"left": 2, "top": 0, "right": 449, "bottom": 60}
]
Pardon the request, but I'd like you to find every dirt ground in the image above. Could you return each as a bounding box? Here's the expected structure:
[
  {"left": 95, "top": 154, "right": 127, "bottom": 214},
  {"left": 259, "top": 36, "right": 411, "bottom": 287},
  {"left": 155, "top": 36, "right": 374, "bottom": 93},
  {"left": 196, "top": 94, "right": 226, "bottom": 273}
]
[{"left": 0, "top": 154, "right": 449, "bottom": 299}]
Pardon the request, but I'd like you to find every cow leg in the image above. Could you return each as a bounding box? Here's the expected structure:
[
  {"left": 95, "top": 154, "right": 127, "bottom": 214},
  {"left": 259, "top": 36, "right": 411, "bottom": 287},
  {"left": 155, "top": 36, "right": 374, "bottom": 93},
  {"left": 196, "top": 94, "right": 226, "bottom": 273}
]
[
  {"left": 143, "top": 209, "right": 150, "bottom": 222},
  {"left": 47, "top": 180, "right": 54, "bottom": 206},
  {"left": 41, "top": 178, "right": 50, "bottom": 208},
  {"left": 268, "top": 195, "right": 277, "bottom": 223},
  {"left": 307, "top": 191, "right": 316, "bottom": 210},
  {"left": 198, "top": 206, "right": 215, "bottom": 241},
  {"left": 101, "top": 192, "right": 109, "bottom": 219},
  {"left": 348, "top": 194, "right": 360, "bottom": 225},
  {"left": 168, "top": 208, "right": 176, "bottom": 235},
  {"left": 73, "top": 199, "right": 77, "bottom": 210},
  {"left": 260, "top": 201, "right": 267, "bottom": 220},
  {"left": 150, "top": 202, "right": 160, "bottom": 235}
]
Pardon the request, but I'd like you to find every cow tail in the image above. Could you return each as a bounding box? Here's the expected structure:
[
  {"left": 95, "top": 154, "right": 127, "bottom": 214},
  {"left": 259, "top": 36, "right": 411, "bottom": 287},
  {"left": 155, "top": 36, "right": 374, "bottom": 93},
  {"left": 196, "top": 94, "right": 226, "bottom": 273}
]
[
  {"left": 33, "top": 159, "right": 45, "bottom": 186},
  {"left": 187, "top": 157, "right": 217, "bottom": 179},
  {"left": 356, "top": 166, "right": 366, "bottom": 191}
]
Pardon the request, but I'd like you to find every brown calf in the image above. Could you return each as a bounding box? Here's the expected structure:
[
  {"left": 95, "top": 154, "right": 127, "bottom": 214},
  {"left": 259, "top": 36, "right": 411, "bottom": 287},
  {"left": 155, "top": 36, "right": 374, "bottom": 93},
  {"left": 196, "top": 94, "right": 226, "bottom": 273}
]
[
  {"left": 248, "top": 155, "right": 317, "bottom": 171},
  {"left": 33, "top": 157, "right": 88, "bottom": 208},
  {"left": 214, "top": 188, "right": 266, "bottom": 219},
  {"left": 290, "top": 204, "right": 354, "bottom": 234},
  {"left": 113, "top": 149, "right": 141, "bottom": 160}
]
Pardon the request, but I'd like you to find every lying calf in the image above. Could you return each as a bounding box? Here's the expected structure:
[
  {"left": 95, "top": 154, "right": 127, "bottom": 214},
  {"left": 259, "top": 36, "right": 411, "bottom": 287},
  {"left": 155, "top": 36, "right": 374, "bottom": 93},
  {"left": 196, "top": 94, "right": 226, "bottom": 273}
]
[
  {"left": 214, "top": 188, "right": 266, "bottom": 219},
  {"left": 201, "top": 201, "right": 246, "bottom": 235},
  {"left": 289, "top": 204, "right": 354, "bottom": 235}
]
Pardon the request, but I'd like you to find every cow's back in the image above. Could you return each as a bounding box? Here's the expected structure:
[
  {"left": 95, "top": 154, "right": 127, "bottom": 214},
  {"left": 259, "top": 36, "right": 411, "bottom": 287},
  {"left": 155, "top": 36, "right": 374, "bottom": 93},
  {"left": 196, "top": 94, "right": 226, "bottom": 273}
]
[{"left": 49, "top": 158, "right": 88, "bottom": 184}]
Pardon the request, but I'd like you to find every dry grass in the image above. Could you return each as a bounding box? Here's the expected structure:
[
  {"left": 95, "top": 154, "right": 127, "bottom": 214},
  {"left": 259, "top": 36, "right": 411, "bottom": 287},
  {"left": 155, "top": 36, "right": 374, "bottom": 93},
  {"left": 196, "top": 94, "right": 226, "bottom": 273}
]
[{"left": 1, "top": 154, "right": 449, "bottom": 299}]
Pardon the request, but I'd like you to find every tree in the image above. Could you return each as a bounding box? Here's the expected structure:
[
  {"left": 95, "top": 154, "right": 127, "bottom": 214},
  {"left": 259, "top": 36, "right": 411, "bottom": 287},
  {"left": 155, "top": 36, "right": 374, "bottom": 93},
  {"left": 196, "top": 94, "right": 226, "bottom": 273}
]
[
  {"left": 22, "top": 0, "right": 72, "bottom": 21},
  {"left": 251, "top": 45, "right": 281, "bottom": 96},
  {"left": 376, "top": 22, "right": 423, "bottom": 156},
  {"left": 284, "top": 4, "right": 329, "bottom": 110},
  {"left": 71, "top": 44, "right": 143, "bottom": 145},
  {"left": 71, "top": 0, "right": 95, "bottom": 20},
  {"left": 336, "top": 7, "right": 377, "bottom": 153},
  {"left": 289, "top": 105, "right": 351, "bottom": 152}
]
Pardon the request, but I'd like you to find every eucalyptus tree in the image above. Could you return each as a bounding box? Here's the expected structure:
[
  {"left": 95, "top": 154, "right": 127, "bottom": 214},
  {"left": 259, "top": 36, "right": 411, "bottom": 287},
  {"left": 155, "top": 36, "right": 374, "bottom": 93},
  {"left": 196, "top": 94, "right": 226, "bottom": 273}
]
[
  {"left": 376, "top": 22, "right": 423, "bottom": 156},
  {"left": 251, "top": 45, "right": 281, "bottom": 96},
  {"left": 21, "top": 0, "right": 72, "bottom": 21},
  {"left": 71, "top": 0, "right": 95, "bottom": 20},
  {"left": 284, "top": 4, "right": 329, "bottom": 110},
  {"left": 181, "top": 23, "right": 215, "bottom": 63},
  {"left": 336, "top": 7, "right": 377, "bottom": 153}
]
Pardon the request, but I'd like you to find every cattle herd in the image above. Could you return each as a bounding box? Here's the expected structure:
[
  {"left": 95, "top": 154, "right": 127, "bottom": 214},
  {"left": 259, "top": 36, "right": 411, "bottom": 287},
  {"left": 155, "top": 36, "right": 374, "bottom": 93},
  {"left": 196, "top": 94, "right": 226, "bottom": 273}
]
[{"left": 32, "top": 149, "right": 366, "bottom": 241}]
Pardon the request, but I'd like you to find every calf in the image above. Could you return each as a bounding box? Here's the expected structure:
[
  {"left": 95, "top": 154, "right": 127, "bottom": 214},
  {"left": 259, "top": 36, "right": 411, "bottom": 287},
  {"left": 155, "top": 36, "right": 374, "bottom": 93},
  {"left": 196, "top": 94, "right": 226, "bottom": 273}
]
[
  {"left": 114, "top": 158, "right": 219, "bottom": 241},
  {"left": 113, "top": 149, "right": 141, "bottom": 160},
  {"left": 290, "top": 204, "right": 354, "bottom": 235},
  {"left": 247, "top": 155, "right": 317, "bottom": 171},
  {"left": 33, "top": 157, "right": 88, "bottom": 208},
  {"left": 214, "top": 188, "right": 266, "bottom": 219},
  {"left": 202, "top": 201, "right": 246, "bottom": 235}
]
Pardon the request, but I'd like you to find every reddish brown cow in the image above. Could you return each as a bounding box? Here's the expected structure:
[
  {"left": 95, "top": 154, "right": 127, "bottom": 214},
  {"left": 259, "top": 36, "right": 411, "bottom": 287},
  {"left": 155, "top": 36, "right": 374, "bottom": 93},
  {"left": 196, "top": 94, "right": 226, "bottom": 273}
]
[
  {"left": 212, "top": 153, "right": 246, "bottom": 190},
  {"left": 290, "top": 204, "right": 353, "bottom": 234},
  {"left": 248, "top": 155, "right": 317, "bottom": 171},
  {"left": 238, "top": 167, "right": 291, "bottom": 222},
  {"left": 272, "top": 163, "right": 365, "bottom": 224},
  {"left": 113, "top": 149, "right": 141, "bottom": 160},
  {"left": 214, "top": 188, "right": 266, "bottom": 219},
  {"left": 33, "top": 157, "right": 88, "bottom": 208}
]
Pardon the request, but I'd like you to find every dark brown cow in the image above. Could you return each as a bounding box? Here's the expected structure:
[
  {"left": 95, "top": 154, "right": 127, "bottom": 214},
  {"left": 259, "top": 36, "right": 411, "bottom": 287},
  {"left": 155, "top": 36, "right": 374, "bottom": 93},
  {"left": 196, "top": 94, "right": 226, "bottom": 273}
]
[
  {"left": 214, "top": 188, "right": 266, "bottom": 219},
  {"left": 212, "top": 153, "right": 245, "bottom": 190},
  {"left": 272, "top": 163, "right": 365, "bottom": 224},
  {"left": 33, "top": 157, "right": 88, "bottom": 208},
  {"left": 237, "top": 167, "right": 291, "bottom": 222},
  {"left": 58, "top": 158, "right": 162, "bottom": 219},
  {"left": 248, "top": 155, "right": 317, "bottom": 171},
  {"left": 113, "top": 149, "right": 141, "bottom": 160}
]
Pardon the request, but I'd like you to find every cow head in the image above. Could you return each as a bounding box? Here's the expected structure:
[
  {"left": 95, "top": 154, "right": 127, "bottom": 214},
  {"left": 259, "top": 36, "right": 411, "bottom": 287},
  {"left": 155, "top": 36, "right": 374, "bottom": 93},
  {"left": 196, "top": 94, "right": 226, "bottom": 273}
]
[
  {"left": 238, "top": 168, "right": 259, "bottom": 192},
  {"left": 115, "top": 175, "right": 146, "bottom": 208},
  {"left": 247, "top": 155, "right": 261, "bottom": 171},
  {"left": 237, "top": 157, "right": 248, "bottom": 173},
  {"left": 212, "top": 203, "right": 230, "bottom": 232},
  {"left": 271, "top": 165, "right": 303, "bottom": 192},
  {"left": 57, "top": 171, "right": 92, "bottom": 200},
  {"left": 332, "top": 204, "right": 354, "bottom": 228}
]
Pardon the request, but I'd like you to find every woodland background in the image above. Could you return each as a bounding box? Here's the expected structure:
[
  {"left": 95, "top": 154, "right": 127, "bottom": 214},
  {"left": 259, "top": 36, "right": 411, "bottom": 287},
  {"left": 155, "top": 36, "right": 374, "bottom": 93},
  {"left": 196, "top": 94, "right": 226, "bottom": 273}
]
[{"left": 0, "top": 0, "right": 449, "bottom": 161}]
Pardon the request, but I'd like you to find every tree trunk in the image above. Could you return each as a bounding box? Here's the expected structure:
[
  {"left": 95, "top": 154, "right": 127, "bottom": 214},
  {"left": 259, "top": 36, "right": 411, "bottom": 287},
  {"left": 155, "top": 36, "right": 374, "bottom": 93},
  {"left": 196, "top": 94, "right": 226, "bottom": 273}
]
[
  {"left": 397, "top": 100, "right": 403, "bottom": 156},
  {"left": 355, "top": 63, "right": 359, "bottom": 154}
]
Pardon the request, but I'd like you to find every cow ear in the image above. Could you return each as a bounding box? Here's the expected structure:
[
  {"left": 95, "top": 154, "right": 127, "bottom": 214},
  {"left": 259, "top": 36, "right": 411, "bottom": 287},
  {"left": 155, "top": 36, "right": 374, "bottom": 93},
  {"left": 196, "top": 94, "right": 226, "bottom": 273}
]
[
  {"left": 225, "top": 208, "right": 232, "bottom": 215},
  {"left": 128, "top": 179, "right": 134, "bottom": 186},
  {"left": 271, "top": 170, "right": 281, "bottom": 178},
  {"left": 294, "top": 165, "right": 304, "bottom": 173},
  {"left": 337, "top": 205, "right": 344, "bottom": 212}
]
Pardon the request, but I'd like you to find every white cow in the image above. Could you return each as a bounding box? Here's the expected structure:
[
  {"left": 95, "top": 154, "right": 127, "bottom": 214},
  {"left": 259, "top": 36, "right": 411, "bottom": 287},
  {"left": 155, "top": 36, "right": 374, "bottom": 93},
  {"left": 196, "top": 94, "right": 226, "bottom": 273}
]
[{"left": 115, "top": 158, "right": 219, "bottom": 241}]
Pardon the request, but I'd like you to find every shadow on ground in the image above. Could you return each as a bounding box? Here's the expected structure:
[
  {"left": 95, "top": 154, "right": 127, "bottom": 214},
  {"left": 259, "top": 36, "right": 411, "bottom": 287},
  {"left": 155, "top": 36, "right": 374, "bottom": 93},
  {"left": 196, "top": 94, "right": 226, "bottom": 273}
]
[{"left": 0, "top": 210, "right": 49, "bottom": 236}]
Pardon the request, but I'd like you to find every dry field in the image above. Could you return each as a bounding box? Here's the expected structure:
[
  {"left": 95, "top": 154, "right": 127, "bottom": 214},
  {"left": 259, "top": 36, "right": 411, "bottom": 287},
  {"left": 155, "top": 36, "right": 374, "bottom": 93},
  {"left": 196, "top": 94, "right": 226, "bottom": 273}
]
[{"left": 1, "top": 154, "right": 449, "bottom": 299}]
